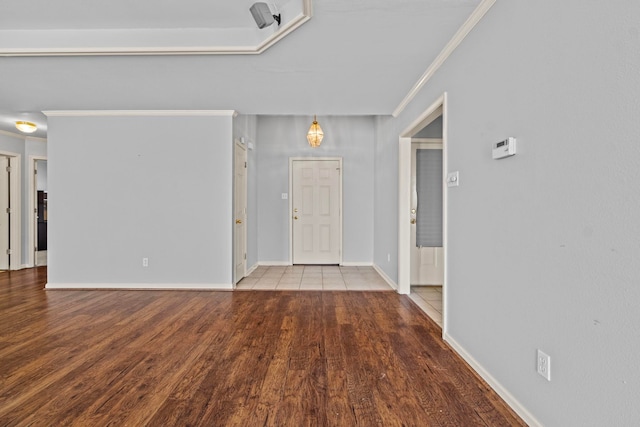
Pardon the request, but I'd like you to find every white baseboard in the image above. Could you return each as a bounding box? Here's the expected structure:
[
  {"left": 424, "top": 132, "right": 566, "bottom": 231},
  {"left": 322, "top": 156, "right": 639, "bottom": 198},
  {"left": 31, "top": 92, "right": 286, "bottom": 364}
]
[
  {"left": 246, "top": 263, "right": 259, "bottom": 276},
  {"left": 443, "top": 333, "right": 541, "bottom": 427},
  {"left": 258, "top": 261, "right": 292, "bottom": 266},
  {"left": 45, "top": 283, "right": 234, "bottom": 290},
  {"left": 373, "top": 264, "right": 398, "bottom": 290},
  {"left": 340, "top": 262, "right": 373, "bottom": 267}
]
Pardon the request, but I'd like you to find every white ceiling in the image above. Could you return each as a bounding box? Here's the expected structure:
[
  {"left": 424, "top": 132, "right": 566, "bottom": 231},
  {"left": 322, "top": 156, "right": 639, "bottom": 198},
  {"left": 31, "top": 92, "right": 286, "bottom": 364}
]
[
  {"left": 0, "top": 0, "right": 481, "bottom": 138},
  {"left": 0, "top": 0, "right": 263, "bottom": 29}
]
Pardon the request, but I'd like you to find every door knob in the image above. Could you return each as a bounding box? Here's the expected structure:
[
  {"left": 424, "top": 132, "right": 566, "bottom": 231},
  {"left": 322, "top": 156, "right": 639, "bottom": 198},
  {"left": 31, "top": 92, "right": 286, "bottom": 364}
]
[
  {"left": 294, "top": 216, "right": 298, "bottom": 220},
  {"left": 410, "top": 219, "right": 416, "bottom": 224},
  {"left": 236, "top": 219, "right": 242, "bottom": 224},
  {"left": 294, "top": 208, "right": 298, "bottom": 213}
]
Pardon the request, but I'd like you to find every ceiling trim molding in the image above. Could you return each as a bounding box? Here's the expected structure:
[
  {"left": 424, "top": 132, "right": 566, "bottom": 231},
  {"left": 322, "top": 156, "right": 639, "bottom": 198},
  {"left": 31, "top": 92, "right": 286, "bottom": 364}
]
[
  {"left": 43, "top": 110, "right": 238, "bottom": 117},
  {"left": 0, "top": 129, "right": 47, "bottom": 141},
  {"left": 392, "top": 0, "right": 496, "bottom": 117},
  {"left": 0, "top": 129, "right": 27, "bottom": 139},
  {"left": 0, "top": 1, "right": 312, "bottom": 57}
]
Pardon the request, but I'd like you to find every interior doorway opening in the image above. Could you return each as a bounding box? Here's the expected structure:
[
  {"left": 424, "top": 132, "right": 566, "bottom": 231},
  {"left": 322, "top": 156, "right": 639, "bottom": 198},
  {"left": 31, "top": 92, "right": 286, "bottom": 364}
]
[
  {"left": 35, "top": 159, "right": 48, "bottom": 266},
  {"left": 398, "top": 93, "right": 448, "bottom": 334},
  {"left": 28, "top": 156, "right": 47, "bottom": 268}
]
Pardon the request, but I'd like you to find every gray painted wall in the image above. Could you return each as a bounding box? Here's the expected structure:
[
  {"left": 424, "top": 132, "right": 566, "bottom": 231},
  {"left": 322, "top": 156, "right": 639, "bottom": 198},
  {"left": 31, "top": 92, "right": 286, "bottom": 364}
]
[
  {"left": 375, "top": 1, "right": 640, "bottom": 425},
  {"left": 414, "top": 115, "right": 443, "bottom": 139},
  {"left": 256, "top": 115, "right": 375, "bottom": 264},
  {"left": 47, "top": 114, "right": 234, "bottom": 286}
]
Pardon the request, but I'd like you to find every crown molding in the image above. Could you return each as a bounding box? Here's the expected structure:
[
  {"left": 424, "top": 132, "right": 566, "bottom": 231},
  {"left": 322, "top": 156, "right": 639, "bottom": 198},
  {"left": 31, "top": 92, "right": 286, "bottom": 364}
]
[
  {"left": 392, "top": 0, "right": 496, "bottom": 117},
  {"left": 43, "top": 110, "right": 237, "bottom": 117},
  {"left": 0, "top": 2, "right": 311, "bottom": 57},
  {"left": 0, "top": 128, "right": 47, "bottom": 142},
  {"left": 0, "top": 129, "right": 26, "bottom": 139}
]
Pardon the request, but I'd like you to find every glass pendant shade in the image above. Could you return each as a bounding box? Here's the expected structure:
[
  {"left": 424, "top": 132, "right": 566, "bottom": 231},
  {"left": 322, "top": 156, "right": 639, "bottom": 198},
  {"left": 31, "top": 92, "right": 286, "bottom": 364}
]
[
  {"left": 307, "top": 116, "right": 324, "bottom": 148},
  {"left": 15, "top": 121, "right": 37, "bottom": 133}
]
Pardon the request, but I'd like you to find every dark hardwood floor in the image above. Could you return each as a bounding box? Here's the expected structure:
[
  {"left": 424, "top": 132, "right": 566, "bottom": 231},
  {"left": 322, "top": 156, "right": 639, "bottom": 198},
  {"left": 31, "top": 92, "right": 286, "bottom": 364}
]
[{"left": 0, "top": 267, "right": 525, "bottom": 426}]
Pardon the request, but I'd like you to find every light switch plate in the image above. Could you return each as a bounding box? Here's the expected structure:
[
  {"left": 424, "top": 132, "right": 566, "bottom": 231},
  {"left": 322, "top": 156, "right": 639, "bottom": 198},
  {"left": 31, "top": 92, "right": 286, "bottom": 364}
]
[
  {"left": 447, "top": 171, "right": 460, "bottom": 187},
  {"left": 281, "top": 193, "right": 288, "bottom": 199}
]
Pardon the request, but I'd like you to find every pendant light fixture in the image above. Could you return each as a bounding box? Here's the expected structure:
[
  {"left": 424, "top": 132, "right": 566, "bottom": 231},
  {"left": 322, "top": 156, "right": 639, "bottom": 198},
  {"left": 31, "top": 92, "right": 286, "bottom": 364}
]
[
  {"left": 15, "top": 121, "right": 38, "bottom": 134},
  {"left": 307, "top": 115, "right": 324, "bottom": 148}
]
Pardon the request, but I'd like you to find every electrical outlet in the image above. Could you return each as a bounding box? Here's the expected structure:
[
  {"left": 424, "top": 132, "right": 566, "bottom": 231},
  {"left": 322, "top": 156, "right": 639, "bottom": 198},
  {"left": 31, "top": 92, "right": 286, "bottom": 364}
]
[
  {"left": 387, "top": 253, "right": 391, "bottom": 262},
  {"left": 537, "top": 349, "right": 551, "bottom": 381},
  {"left": 142, "top": 257, "right": 149, "bottom": 267}
]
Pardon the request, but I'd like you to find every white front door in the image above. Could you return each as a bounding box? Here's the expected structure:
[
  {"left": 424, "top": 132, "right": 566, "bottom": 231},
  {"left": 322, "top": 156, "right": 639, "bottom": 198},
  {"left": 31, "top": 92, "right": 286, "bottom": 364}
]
[
  {"left": 411, "top": 143, "right": 444, "bottom": 285},
  {"left": 292, "top": 159, "right": 341, "bottom": 264},
  {"left": 234, "top": 142, "right": 247, "bottom": 283}
]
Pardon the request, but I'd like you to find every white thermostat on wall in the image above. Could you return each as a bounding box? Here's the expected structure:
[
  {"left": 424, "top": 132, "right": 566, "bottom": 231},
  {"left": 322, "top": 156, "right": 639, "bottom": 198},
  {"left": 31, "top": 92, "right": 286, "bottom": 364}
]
[{"left": 492, "top": 137, "right": 517, "bottom": 159}]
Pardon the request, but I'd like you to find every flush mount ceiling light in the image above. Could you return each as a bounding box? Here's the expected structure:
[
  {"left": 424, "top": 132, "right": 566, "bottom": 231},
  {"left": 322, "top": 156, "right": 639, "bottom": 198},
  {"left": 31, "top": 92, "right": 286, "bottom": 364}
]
[
  {"left": 307, "top": 115, "right": 324, "bottom": 148},
  {"left": 250, "top": 2, "right": 281, "bottom": 29},
  {"left": 15, "top": 121, "right": 37, "bottom": 133}
]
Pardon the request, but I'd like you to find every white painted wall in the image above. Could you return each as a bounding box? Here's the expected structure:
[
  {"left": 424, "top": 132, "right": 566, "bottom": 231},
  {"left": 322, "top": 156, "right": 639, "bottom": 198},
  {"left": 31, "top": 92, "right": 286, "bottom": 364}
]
[
  {"left": 375, "top": 1, "right": 640, "bottom": 425},
  {"left": 46, "top": 113, "right": 234, "bottom": 288},
  {"left": 256, "top": 115, "right": 375, "bottom": 265}
]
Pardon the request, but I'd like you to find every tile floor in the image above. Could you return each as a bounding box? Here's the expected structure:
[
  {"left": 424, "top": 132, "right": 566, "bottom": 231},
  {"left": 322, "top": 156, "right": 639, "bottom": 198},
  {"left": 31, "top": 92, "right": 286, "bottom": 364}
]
[
  {"left": 409, "top": 286, "right": 443, "bottom": 327},
  {"left": 237, "top": 266, "right": 442, "bottom": 328},
  {"left": 236, "top": 265, "right": 393, "bottom": 291}
]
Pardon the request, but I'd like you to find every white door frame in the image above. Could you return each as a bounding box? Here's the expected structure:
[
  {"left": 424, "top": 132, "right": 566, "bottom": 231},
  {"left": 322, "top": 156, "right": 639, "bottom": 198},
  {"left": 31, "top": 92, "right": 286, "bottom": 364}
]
[
  {"left": 233, "top": 141, "right": 247, "bottom": 285},
  {"left": 0, "top": 150, "right": 22, "bottom": 270},
  {"left": 28, "top": 155, "right": 47, "bottom": 268},
  {"left": 399, "top": 93, "right": 448, "bottom": 333},
  {"left": 289, "top": 157, "right": 343, "bottom": 265}
]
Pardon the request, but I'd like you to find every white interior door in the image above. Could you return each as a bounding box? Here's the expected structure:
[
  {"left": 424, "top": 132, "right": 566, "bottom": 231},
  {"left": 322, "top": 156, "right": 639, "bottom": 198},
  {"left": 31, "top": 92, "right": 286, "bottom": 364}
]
[
  {"left": 0, "top": 156, "right": 9, "bottom": 270},
  {"left": 411, "top": 143, "right": 444, "bottom": 285},
  {"left": 234, "top": 142, "right": 247, "bottom": 283},
  {"left": 292, "top": 159, "right": 341, "bottom": 264}
]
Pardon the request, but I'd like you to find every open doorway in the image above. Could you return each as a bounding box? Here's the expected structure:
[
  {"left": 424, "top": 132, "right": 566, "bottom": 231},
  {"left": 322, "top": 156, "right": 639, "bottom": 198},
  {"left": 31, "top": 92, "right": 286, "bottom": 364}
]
[
  {"left": 410, "top": 120, "right": 444, "bottom": 327},
  {"left": 398, "top": 93, "right": 448, "bottom": 333},
  {"left": 29, "top": 156, "right": 47, "bottom": 267}
]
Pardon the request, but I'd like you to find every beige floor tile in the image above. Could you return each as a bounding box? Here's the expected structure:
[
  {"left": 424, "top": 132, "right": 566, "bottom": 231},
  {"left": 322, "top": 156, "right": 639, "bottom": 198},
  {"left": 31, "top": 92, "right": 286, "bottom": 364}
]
[
  {"left": 428, "top": 300, "right": 443, "bottom": 311},
  {"left": 253, "top": 283, "right": 278, "bottom": 290},
  {"left": 300, "top": 283, "right": 324, "bottom": 290},
  {"left": 345, "top": 283, "right": 373, "bottom": 291},
  {"left": 256, "top": 278, "right": 280, "bottom": 286},
  {"left": 235, "top": 282, "right": 254, "bottom": 289},
  {"left": 322, "top": 278, "right": 345, "bottom": 285},
  {"left": 323, "top": 283, "right": 347, "bottom": 290},
  {"left": 369, "top": 282, "right": 393, "bottom": 291},
  {"left": 276, "top": 283, "right": 301, "bottom": 290}
]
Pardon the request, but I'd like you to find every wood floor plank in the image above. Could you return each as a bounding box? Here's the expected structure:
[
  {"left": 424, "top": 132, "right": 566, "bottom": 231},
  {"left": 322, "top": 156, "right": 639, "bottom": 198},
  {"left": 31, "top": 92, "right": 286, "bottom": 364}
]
[{"left": 0, "top": 268, "right": 526, "bottom": 426}]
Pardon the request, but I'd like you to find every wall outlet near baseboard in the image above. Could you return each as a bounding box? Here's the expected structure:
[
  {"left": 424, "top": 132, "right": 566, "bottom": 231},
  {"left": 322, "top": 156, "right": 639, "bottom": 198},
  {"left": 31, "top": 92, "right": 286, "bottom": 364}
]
[
  {"left": 537, "top": 349, "right": 551, "bottom": 381},
  {"left": 142, "top": 257, "right": 149, "bottom": 267}
]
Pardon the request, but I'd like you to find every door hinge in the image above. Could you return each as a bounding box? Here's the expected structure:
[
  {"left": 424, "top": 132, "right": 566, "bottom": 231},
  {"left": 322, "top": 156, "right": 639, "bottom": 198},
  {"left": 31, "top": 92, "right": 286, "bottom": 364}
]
[
  {"left": 244, "top": 253, "right": 246, "bottom": 260},
  {"left": 6, "top": 249, "right": 11, "bottom": 255},
  {"left": 6, "top": 208, "right": 10, "bottom": 214},
  {"left": 245, "top": 162, "right": 247, "bottom": 168},
  {"left": 6, "top": 166, "right": 11, "bottom": 173},
  {"left": 34, "top": 169, "right": 38, "bottom": 175}
]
